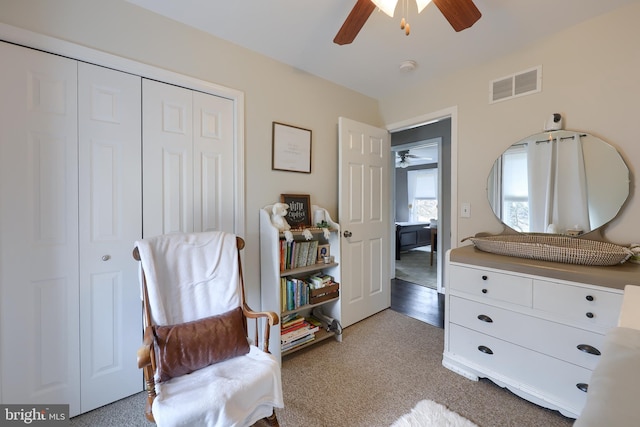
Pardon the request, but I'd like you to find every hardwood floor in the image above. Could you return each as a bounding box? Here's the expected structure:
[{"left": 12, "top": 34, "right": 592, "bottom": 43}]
[{"left": 390, "top": 278, "right": 444, "bottom": 328}]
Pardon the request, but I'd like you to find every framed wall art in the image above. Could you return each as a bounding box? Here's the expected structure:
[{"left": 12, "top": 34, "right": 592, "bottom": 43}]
[
  {"left": 272, "top": 122, "right": 312, "bottom": 173},
  {"left": 280, "top": 194, "right": 311, "bottom": 228}
]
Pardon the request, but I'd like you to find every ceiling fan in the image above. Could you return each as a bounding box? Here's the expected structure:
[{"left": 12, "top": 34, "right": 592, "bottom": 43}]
[
  {"left": 396, "top": 150, "right": 430, "bottom": 168},
  {"left": 334, "top": 0, "right": 481, "bottom": 45}
]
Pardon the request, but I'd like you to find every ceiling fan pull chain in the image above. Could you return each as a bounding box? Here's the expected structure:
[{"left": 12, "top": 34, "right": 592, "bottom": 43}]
[{"left": 403, "top": 0, "right": 411, "bottom": 35}]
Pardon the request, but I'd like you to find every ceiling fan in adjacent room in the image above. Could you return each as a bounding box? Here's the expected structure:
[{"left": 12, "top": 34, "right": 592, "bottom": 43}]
[
  {"left": 334, "top": 0, "right": 481, "bottom": 45},
  {"left": 396, "top": 150, "right": 430, "bottom": 168}
]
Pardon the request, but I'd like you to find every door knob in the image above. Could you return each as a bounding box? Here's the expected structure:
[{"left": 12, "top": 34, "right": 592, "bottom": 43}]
[{"left": 343, "top": 230, "right": 352, "bottom": 238}]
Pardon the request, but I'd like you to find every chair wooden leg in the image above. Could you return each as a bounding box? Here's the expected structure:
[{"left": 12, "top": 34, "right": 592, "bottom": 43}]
[{"left": 263, "top": 410, "right": 279, "bottom": 427}]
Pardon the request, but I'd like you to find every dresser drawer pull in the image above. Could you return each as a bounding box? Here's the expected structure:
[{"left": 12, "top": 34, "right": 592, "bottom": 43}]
[
  {"left": 576, "top": 383, "right": 589, "bottom": 393},
  {"left": 481, "top": 275, "right": 488, "bottom": 280},
  {"left": 586, "top": 295, "right": 594, "bottom": 302},
  {"left": 586, "top": 312, "right": 594, "bottom": 319},
  {"left": 481, "top": 289, "right": 488, "bottom": 294},
  {"left": 477, "top": 345, "right": 493, "bottom": 355},
  {"left": 477, "top": 314, "right": 493, "bottom": 323},
  {"left": 577, "top": 344, "right": 601, "bottom": 356}
]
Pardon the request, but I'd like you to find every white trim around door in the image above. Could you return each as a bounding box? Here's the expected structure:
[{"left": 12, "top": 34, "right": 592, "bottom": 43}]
[{"left": 386, "top": 106, "right": 458, "bottom": 293}]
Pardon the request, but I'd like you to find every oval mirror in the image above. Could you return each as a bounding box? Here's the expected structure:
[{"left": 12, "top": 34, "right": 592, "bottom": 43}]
[{"left": 487, "top": 130, "right": 630, "bottom": 235}]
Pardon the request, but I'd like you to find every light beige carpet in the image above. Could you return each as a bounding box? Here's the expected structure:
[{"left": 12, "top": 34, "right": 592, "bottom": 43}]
[{"left": 69, "top": 309, "right": 573, "bottom": 427}]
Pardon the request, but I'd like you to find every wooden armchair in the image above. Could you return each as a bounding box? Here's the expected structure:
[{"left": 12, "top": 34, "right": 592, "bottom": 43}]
[{"left": 134, "top": 232, "right": 282, "bottom": 426}]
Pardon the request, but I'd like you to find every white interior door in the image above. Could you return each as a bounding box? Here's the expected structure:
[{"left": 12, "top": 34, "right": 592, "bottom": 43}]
[
  {"left": 338, "top": 117, "right": 391, "bottom": 327},
  {"left": 143, "top": 79, "right": 194, "bottom": 237},
  {"left": 0, "top": 41, "right": 81, "bottom": 414},
  {"left": 78, "top": 62, "right": 143, "bottom": 412}
]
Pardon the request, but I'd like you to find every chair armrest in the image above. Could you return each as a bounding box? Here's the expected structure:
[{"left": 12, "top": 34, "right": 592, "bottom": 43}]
[
  {"left": 243, "top": 304, "right": 280, "bottom": 326},
  {"left": 243, "top": 303, "right": 280, "bottom": 353},
  {"left": 137, "top": 326, "right": 153, "bottom": 369}
]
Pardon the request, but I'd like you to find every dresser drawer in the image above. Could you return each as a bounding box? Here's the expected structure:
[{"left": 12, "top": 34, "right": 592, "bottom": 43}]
[
  {"left": 449, "top": 265, "right": 532, "bottom": 306},
  {"left": 449, "top": 296, "right": 605, "bottom": 370},
  {"left": 448, "top": 324, "right": 591, "bottom": 414},
  {"left": 533, "top": 280, "right": 623, "bottom": 329}
]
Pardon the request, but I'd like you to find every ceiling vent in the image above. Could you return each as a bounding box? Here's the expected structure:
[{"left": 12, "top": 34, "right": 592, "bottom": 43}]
[{"left": 490, "top": 65, "right": 542, "bottom": 104}]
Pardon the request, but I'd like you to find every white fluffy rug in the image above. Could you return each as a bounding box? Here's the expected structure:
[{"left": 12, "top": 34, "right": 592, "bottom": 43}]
[{"left": 391, "top": 400, "right": 478, "bottom": 427}]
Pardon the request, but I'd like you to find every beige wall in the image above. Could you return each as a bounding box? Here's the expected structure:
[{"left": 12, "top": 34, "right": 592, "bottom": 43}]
[
  {"left": 379, "top": 2, "right": 640, "bottom": 247},
  {"left": 0, "top": 0, "right": 382, "bottom": 309}
]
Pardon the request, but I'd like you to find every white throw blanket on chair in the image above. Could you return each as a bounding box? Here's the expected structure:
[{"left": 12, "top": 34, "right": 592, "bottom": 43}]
[
  {"left": 135, "top": 231, "right": 284, "bottom": 427},
  {"left": 136, "top": 231, "right": 241, "bottom": 325}
]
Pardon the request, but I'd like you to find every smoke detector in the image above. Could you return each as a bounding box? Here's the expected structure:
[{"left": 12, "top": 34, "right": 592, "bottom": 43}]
[{"left": 399, "top": 60, "right": 417, "bottom": 72}]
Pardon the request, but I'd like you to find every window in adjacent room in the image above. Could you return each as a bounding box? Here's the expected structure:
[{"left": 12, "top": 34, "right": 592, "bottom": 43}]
[{"left": 407, "top": 168, "right": 438, "bottom": 223}]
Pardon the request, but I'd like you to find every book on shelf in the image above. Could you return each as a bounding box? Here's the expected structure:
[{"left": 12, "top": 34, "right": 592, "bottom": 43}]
[
  {"left": 281, "top": 313, "right": 306, "bottom": 328},
  {"left": 297, "top": 241, "right": 310, "bottom": 269},
  {"left": 281, "top": 322, "right": 319, "bottom": 344},
  {"left": 307, "top": 240, "right": 319, "bottom": 266},
  {"left": 280, "top": 239, "right": 323, "bottom": 271},
  {"left": 281, "top": 334, "right": 315, "bottom": 352},
  {"left": 280, "top": 314, "right": 321, "bottom": 348},
  {"left": 281, "top": 278, "right": 310, "bottom": 311},
  {"left": 306, "top": 315, "right": 324, "bottom": 329},
  {"left": 308, "top": 273, "right": 334, "bottom": 289}
]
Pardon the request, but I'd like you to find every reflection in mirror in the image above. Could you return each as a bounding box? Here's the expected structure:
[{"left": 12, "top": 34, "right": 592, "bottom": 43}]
[{"left": 488, "top": 130, "right": 629, "bottom": 235}]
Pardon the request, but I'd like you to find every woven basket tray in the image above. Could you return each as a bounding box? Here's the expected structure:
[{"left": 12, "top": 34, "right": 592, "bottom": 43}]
[{"left": 467, "top": 234, "right": 633, "bottom": 266}]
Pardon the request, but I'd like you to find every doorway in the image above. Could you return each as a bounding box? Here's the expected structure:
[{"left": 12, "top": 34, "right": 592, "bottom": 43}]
[
  {"left": 388, "top": 113, "right": 454, "bottom": 324},
  {"left": 390, "top": 116, "right": 452, "bottom": 292},
  {"left": 392, "top": 141, "right": 439, "bottom": 290}
]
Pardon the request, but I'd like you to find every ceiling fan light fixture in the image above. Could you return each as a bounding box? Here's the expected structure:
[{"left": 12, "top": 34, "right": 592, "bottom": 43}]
[
  {"left": 416, "top": 0, "right": 432, "bottom": 13},
  {"left": 371, "top": 0, "right": 398, "bottom": 17},
  {"left": 372, "top": 0, "right": 433, "bottom": 17}
]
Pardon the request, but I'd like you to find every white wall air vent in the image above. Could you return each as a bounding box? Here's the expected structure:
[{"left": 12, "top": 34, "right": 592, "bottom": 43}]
[{"left": 490, "top": 65, "right": 542, "bottom": 104}]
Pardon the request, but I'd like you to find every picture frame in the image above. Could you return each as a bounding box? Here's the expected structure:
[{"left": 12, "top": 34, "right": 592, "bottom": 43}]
[
  {"left": 272, "top": 122, "right": 312, "bottom": 173},
  {"left": 280, "top": 194, "right": 311, "bottom": 229},
  {"left": 317, "top": 244, "right": 330, "bottom": 263}
]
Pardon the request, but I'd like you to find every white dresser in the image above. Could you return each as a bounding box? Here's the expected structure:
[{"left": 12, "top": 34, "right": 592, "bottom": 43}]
[{"left": 443, "top": 245, "right": 640, "bottom": 418}]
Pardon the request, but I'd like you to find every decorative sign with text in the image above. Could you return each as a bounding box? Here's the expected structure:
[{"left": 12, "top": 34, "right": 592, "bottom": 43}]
[{"left": 280, "top": 194, "right": 311, "bottom": 228}]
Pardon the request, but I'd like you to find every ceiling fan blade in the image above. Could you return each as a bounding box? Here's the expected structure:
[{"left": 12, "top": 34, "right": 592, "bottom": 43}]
[
  {"left": 333, "top": 0, "right": 376, "bottom": 45},
  {"left": 432, "top": 0, "right": 482, "bottom": 32}
]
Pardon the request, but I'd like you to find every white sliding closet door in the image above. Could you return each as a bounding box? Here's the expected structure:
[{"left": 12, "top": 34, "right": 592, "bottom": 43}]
[
  {"left": 192, "top": 91, "right": 235, "bottom": 233},
  {"left": 143, "top": 79, "right": 194, "bottom": 236},
  {"left": 0, "top": 42, "right": 81, "bottom": 413},
  {"left": 143, "top": 80, "right": 235, "bottom": 237},
  {"left": 0, "top": 43, "right": 144, "bottom": 417},
  {"left": 77, "top": 62, "right": 142, "bottom": 413}
]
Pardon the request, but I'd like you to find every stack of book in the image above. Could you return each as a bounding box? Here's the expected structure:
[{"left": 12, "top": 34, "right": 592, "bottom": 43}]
[
  {"left": 280, "top": 314, "right": 320, "bottom": 353},
  {"left": 280, "top": 273, "right": 340, "bottom": 311},
  {"left": 280, "top": 240, "right": 320, "bottom": 271},
  {"left": 280, "top": 277, "right": 309, "bottom": 311},
  {"left": 307, "top": 273, "right": 334, "bottom": 289}
]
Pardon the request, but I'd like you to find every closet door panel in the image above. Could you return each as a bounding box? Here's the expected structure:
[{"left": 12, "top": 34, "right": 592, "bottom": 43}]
[
  {"left": 193, "top": 92, "right": 235, "bottom": 233},
  {"left": 0, "top": 42, "right": 80, "bottom": 414},
  {"left": 143, "top": 80, "right": 194, "bottom": 237},
  {"left": 78, "top": 62, "right": 143, "bottom": 413}
]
